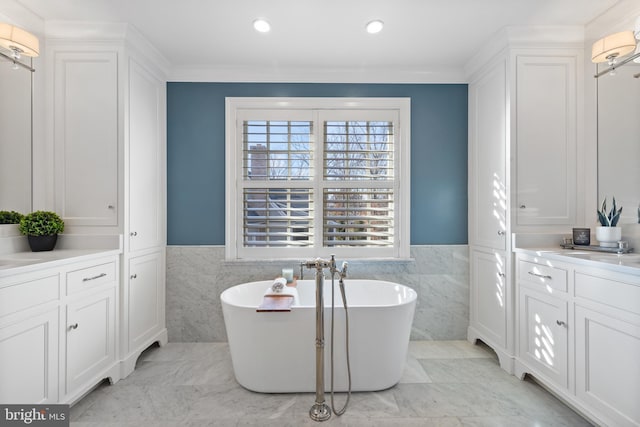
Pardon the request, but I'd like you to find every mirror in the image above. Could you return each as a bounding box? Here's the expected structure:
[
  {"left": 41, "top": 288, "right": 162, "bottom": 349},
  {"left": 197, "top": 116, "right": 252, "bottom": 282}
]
[
  {"left": 0, "top": 57, "right": 32, "bottom": 214},
  {"left": 597, "top": 61, "right": 640, "bottom": 224}
]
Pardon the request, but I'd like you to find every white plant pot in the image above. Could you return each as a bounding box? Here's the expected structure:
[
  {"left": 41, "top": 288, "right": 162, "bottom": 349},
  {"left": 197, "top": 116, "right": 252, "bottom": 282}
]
[{"left": 595, "top": 226, "right": 622, "bottom": 247}]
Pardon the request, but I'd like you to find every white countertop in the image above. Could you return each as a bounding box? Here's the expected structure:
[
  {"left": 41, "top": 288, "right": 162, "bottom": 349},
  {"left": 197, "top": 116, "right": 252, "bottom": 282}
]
[
  {"left": 0, "top": 234, "right": 123, "bottom": 278},
  {"left": 513, "top": 247, "right": 640, "bottom": 275},
  {"left": 0, "top": 248, "right": 122, "bottom": 278}
]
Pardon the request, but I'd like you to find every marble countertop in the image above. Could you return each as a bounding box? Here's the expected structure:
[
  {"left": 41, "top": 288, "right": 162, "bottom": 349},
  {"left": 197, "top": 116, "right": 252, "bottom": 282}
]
[
  {"left": 0, "top": 248, "right": 122, "bottom": 278},
  {"left": 0, "top": 234, "right": 123, "bottom": 278},
  {"left": 513, "top": 247, "right": 640, "bottom": 276}
]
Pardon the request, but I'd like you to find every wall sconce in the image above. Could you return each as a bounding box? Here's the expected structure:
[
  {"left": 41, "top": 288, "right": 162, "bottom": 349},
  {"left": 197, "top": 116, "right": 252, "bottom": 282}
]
[
  {"left": 0, "top": 22, "right": 40, "bottom": 72},
  {"left": 592, "top": 24, "right": 640, "bottom": 78},
  {"left": 591, "top": 31, "right": 636, "bottom": 64},
  {"left": 634, "top": 16, "right": 640, "bottom": 64}
]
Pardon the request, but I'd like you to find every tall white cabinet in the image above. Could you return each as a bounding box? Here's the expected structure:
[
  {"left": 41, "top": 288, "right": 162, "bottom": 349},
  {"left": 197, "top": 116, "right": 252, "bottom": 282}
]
[
  {"left": 467, "top": 39, "right": 583, "bottom": 372},
  {"left": 48, "top": 28, "right": 168, "bottom": 379}
]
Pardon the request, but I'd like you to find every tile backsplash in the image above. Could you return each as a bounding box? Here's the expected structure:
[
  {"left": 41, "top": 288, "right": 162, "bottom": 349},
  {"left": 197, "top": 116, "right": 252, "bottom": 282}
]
[{"left": 166, "top": 245, "right": 470, "bottom": 342}]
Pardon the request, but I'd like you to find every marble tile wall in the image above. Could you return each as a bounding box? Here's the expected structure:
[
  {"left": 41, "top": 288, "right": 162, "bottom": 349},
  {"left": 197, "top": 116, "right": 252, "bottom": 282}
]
[{"left": 166, "top": 245, "right": 469, "bottom": 342}]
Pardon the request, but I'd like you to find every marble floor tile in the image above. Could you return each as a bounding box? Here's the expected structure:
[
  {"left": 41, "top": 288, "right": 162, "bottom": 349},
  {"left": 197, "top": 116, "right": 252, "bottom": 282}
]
[
  {"left": 399, "top": 355, "right": 432, "bottom": 384},
  {"left": 70, "top": 341, "right": 593, "bottom": 427},
  {"left": 418, "top": 357, "right": 513, "bottom": 384},
  {"left": 408, "top": 339, "right": 497, "bottom": 360}
]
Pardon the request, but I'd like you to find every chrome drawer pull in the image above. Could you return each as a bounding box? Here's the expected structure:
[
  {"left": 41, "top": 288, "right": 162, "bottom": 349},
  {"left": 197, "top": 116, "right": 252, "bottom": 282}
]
[
  {"left": 82, "top": 272, "right": 107, "bottom": 282},
  {"left": 69, "top": 323, "right": 79, "bottom": 330},
  {"left": 556, "top": 320, "right": 567, "bottom": 327},
  {"left": 528, "top": 271, "right": 552, "bottom": 280}
]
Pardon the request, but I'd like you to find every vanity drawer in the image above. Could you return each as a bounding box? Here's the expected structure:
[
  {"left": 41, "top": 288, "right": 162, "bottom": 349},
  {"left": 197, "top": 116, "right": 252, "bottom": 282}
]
[
  {"left": 0, "top": 274, "right": 60, "bottom": 318},
  {"left": 66, "top": 261, "right": 116, "bottom": 295},
  {"left": 518, "top": 260, "right": 568, "bottom": 292},
  {"left": 575, "top": 271, "right": 640, "bottom": 316}
]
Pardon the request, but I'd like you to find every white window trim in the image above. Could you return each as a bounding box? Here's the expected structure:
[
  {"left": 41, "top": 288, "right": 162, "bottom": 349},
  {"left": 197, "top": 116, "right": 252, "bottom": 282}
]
[{"left": 225, "top": 97, "right": 411, "bottom": 260}]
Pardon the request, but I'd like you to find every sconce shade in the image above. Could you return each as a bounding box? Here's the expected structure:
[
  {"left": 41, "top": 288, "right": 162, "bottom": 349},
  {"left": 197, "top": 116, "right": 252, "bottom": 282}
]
[
  {"left": 635, "top": 16, "right": 640, "bottom": 63},
  {"left": 0, "top": 23, "right": 39, "bottom": 57},
  {"left": 591, "top": 30, "right": 636, "bottom": 63}
]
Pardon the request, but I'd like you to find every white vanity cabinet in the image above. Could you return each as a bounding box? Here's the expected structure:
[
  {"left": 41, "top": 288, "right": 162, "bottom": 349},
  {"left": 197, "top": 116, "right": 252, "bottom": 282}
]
[
  {"left": 127, "top": 59, "right": 164, "bottom": 253},
  {"left": 64, "top": 287, "right": 116, "bottom": 395},
  {"left": 120, "top": 250, "right": 166, "bottom": 376},
  {"left": 467, "top": 53, "right": 514, "bottom": 371},
  {"left": 574, "top": 268, "right": 640, "bottom": 427},
  {"left": 61, "top": 259, "right": 118, "bottom": 402},
  {"left": 467, "top": 41, "right": 582, "bottom": 373},
  {"left": 514, "top": 55, "right": 578, "bottom": 226},
  {"left": 0, "top": 284, "right": 59, "bottom": 403},
  {"left": 48, "top": 29, "right": 168, "bottom": 381},
  {"left": 470, "top": 249, "right": 508, "bottom": 351},
  {"left": 514, "top": 251, "right": 640, "bottom": 427},
  {"left": 0, "top": 252, "right": 120, "bottom": 405},
  {"left": 516, "top": 258, "right": 569, "bottom": 389},
  {"left": 52, "top": 51, "right": 119, "bottom": 227}
]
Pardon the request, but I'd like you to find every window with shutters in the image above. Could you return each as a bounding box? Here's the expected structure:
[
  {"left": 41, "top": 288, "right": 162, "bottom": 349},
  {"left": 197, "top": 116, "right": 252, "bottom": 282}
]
[{"left": 225, "top": 98, "right": 410, "bottom": 260}]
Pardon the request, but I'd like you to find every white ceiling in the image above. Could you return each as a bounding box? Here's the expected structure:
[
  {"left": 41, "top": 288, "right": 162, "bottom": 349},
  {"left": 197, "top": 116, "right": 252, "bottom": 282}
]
[{"left": 11, "top": 0, "right": 622, "bottom": 80}]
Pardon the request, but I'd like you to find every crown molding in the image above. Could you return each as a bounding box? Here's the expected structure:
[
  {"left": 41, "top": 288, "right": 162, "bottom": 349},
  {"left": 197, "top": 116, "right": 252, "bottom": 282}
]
[
  {"left": 464, "top": 25, "right": 585, "bottom": 79},
  {"left": 44, "top": 21, "right": 170, "bottom": 77},
  {"left": 168, "top": 65, "right": 466, "bottom": 84},
  {"left": 585, "top": 0, "right": 640, "bottom": 42},
  {"left": 0, "top": 0, "right": 45, "bottom": 35}
]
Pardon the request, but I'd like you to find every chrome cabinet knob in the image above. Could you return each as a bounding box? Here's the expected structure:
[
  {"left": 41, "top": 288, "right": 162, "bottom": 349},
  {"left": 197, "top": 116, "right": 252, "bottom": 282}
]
[
  {"left": 497, "top": 230, "right": 505, "bottom": 236},
  {"left": 556, "top": 320, "right": 567, "bottom": 327},
  {"left": 130, "top": 274, "right": 137, "bottom": 279},
  {"left": 69, "top": 323, "right": 79, "bottom": 330},
  {"left": 520, "top": 205, "right": 526, "bottom": 209},
  {"left": 130, "top": 231, "right": 137, "bottom": 236}
]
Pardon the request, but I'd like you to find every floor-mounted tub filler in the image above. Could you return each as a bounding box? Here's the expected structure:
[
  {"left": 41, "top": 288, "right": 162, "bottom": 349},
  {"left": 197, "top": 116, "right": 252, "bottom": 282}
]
[{"left": 220, "top": 257, "right": 417, "bottom": 422}]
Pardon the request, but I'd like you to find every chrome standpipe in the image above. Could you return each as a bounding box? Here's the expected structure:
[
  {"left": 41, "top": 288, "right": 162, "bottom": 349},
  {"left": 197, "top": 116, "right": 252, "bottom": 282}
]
[{"left": 302, "top": 256, "right": 335, "bottom": 422}]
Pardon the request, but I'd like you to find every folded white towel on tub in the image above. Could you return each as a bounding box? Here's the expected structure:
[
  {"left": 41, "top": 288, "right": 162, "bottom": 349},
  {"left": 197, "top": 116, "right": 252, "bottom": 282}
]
[{"left": 264, "top": 278, "right": 299, "bottom": 305}]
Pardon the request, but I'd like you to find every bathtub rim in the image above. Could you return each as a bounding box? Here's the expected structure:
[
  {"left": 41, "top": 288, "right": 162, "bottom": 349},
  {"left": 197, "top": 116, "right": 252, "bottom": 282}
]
[{"left": 220, "top": 278, "right": 417, "bottom": 310}]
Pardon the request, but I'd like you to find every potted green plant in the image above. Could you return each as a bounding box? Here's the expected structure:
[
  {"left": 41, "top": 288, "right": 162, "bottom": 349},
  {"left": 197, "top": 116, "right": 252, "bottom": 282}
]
[
  {"left": 595, "top": 197, "right": 622, "bottom": 247},
  {"left": 0, "top": 211, "right": 24, "bottom": 224},
  {"left": 0, "top": 211, "right": 24, "bottom": 237},
  {"left": 18, "top": 211, "right": 65, "bottom": 252}
]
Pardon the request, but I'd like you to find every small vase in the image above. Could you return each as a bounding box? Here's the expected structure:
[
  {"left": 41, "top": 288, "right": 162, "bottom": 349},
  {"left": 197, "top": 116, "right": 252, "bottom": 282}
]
[
  {"left": 595, "top": 226, "right": 621, "bottom": 248},
  {"left": 27, "top": 234, "right": 58, "bottom": 252}
]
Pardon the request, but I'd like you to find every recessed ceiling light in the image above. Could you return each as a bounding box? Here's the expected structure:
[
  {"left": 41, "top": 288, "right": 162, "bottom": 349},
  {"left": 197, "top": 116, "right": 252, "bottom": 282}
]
[
  {"left": 253, "top": 18, "right": 271, "bottom": 33},
  {"left": 365, "top": 20, "right": 384, "bottom": 34}
]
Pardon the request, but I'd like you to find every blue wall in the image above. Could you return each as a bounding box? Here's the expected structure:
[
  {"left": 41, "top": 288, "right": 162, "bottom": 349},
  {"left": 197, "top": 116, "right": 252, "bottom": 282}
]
[{"left": 167, "top": 83, "right": 468, "bottom": 245}]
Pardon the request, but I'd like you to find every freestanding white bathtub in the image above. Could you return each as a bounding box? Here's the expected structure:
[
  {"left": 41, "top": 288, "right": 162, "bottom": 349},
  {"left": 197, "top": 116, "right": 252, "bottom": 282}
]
[{"left": 220, "top": 279, "right": 417, "bottom": 393}]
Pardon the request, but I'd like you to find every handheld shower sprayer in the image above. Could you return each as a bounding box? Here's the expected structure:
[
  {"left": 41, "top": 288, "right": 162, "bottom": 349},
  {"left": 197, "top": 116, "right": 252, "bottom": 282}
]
[{"left": 340, "top": 261, "right": 348, "bottom": 279}]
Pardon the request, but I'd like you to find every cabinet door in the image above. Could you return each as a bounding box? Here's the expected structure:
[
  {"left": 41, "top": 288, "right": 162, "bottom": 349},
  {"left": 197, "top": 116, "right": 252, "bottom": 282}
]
[
  {"left": 65, "top": 287, "right": 116, "bottom": 394},
  {"left": 518, "top": 287, "right": 568, "bottom": 388},
  {"left": 128, "top": 59, "right": 164, "bottom": 252},
  {"left": 0, "top": 308, "right": 59, "bottom": 403},
  {"left": 515, "top": 55, "right": 577, "bottom": 226},
  {"left": 469, "top": 59, "right": 508, "bottom": 249},
  {"left": 471, "top": 249, "right": 507, "bottom": 347},
  {"left": 54, "top": 51, "right": 119, "bottom": 226},
  {"left": 127, "top": 252, "right": 164, "bottom": 352},
  {"left": 575, "top": 305, "right": 640, "bottom": 426}
]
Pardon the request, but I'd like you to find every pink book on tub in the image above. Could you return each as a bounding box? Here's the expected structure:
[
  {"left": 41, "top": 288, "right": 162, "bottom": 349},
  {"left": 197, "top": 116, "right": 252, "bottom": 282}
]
[{"left": 256, "top": 294, "right": 294, "bottom": 312}]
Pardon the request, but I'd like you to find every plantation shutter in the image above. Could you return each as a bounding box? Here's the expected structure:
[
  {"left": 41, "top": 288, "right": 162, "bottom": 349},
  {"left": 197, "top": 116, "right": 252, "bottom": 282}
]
[
  {"left": 241, "top": 114, "right": 315, "bottom": 248},
  {"left": 322, "top": 119, "right": 395, "bottom": 248}
]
